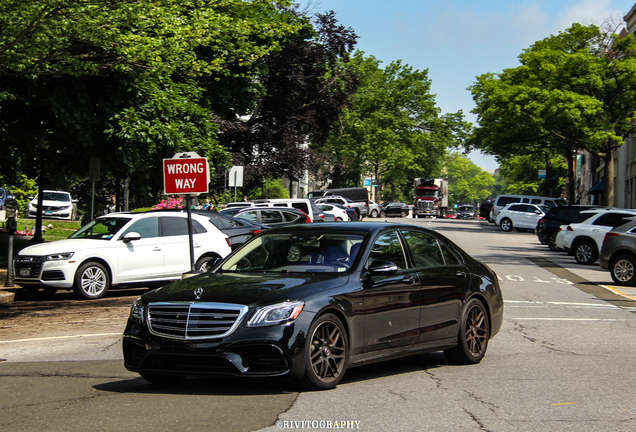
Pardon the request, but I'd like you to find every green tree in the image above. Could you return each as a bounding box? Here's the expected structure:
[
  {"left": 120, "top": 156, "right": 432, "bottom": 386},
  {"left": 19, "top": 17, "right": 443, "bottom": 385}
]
[
  {"left": 445, "top": 153, "right": 495, "bottom": 206},
  {"left": 0, "top": 0, "right": 306, "bottom": 206},
  {"left": 319, "top": 52, "right": 466, "bottom": 201},
  {"left": 498, "top": 154, "right": 567, "bottom": 196},
  {"left": 468, "top": 23, "right": 636, "bottom": 204}
]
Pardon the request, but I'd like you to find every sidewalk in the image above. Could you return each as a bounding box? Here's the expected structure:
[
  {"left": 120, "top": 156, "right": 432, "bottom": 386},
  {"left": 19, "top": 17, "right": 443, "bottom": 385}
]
[{"left": 0, "top": 267, "right": 22, "bottom": 304}]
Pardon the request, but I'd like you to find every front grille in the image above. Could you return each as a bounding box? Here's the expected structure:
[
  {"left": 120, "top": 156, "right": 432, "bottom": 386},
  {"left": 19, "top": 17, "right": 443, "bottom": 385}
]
[
  {"left": 417, "top": 201, "right": 434, "bottom": 210},
  {"left": 13, "top": 256, "right": 44, "bottom": 278},
  {"left": 147, "top": 302, "right": 248, "bottom": 340}
]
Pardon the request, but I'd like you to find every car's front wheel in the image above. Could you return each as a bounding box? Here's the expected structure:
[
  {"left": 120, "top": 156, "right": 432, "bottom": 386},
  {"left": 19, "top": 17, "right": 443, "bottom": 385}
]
[
  {"left": 500, "top": 218, "right": 513, "bottom": 232},
  {"left": 73, "top": 262, "right": 110, "bottom": 300},
  {"left": 296, "top": 313, "right": 348, "bottom": 391},
  {"left": 379, "top": 211, "right": 386, "bottom": 218},
  {"left": 610, "top": 255, "right": 636, "bottom": 286},
  {"left": 574, "top": 240, "right": 598, "bottom": 265},
  {"left": 444, "top": 298, "right": 490, "bottom": 364}
]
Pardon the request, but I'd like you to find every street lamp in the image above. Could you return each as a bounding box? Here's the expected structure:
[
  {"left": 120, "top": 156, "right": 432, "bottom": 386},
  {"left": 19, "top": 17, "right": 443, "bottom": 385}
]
[{"left": 30, "top": 136, "right": 49, "bottom": 244}]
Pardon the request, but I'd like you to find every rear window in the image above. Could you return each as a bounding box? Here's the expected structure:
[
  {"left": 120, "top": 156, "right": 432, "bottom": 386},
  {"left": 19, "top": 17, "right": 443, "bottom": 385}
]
[{"left": 572, "top": 212, "right": 600, "bottom": 224}]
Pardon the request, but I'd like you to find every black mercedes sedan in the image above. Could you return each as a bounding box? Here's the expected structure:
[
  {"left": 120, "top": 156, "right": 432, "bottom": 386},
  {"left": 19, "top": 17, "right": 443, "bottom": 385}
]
[{"left": 123, "top": 223, "right": 503, "bottom": 390}]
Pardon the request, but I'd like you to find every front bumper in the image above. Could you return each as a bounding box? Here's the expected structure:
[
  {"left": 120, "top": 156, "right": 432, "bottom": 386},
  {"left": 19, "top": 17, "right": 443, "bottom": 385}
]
[{"left": 13, "top": 256, "right": 75, "bottom": 288}]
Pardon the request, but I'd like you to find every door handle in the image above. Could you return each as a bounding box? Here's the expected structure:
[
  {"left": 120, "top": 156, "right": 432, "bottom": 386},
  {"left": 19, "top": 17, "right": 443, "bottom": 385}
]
[
  {"left": 402, "top": 276, "right": 415, "bottom": 284},
  {"left": 153, "top": 247, "right": 161, "bottom": 251},
  {"left": 456, "top": 271, "right": 466, "bottom": 278}
]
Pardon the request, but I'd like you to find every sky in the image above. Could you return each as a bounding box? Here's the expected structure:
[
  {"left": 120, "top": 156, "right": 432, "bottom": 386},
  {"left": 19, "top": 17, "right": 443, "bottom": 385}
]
[{"left": 296, "top": 0, "right": 634, "bottom": 170}]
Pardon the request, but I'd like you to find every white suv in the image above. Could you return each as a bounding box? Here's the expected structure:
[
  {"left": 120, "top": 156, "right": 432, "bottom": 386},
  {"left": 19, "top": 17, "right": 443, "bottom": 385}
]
[
  {"left": 496, "top": 203, "right": 548, "bottom": 232},
  {"left": 555, "top": 209, "right": 636, "bottom": 265},
  {"left": 13, "top": 211, "right": 232, "bottom": 299}
]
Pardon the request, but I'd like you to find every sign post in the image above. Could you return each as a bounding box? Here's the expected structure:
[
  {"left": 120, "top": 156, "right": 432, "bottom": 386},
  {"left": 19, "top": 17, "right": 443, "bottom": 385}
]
[{"left": 163, "top": 152, "right": 210, "bottom": 275}]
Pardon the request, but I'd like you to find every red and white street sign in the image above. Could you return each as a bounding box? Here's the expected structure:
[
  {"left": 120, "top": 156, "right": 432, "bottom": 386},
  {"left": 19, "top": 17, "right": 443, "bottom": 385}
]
[{"left": 163, "top": 154, "right": 210, "bottom": 195}]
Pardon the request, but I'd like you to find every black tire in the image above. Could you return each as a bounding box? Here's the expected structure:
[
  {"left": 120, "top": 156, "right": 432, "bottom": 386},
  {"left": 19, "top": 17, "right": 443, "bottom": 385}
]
[
  {"left": 379, "top": 211, "right": 386, "bottom": 218},
  {"left": 500, "top": 218, "right": 513, "bottom": 232},
  {"left": 400, "top": 210, "right": 407, "bottom": 218},
  {"left": 610, "top": 254, "right": 636, "bottom": 286},
  {"left": 444, "top": 298, "right": 490, "bottom": 364},
  {"left": 370, "top": 209, "right": 378, "bottom": 218},
  {"left": 336, "top": 217, "right": 343, "bottom": 221},
  {"left": 24, "top": 286, "right": 58, "bottom": 299},
  {"left": 140, "top": 372, "right": 187, "bottom": 385},
  {"left": 295, "top": 313, "right": 348, "bottom": 391},
  {"left": 73, "top": 262, "right": 110, "bottom": 300},
  {"left": 195, "top": 255, "right": 221, "bottom": 272},
  {"left": 573, "top": 240, "right": 598, "bottom": 265},
  {"left": 547, "top": 231, "right": 561, "bottom": 251}
]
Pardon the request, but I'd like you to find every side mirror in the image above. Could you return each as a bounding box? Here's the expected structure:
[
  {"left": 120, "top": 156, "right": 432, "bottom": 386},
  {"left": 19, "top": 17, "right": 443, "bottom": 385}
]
[
  {"left": 367, "top": 260, "right": 399, "bottom": 276},
  {"left": 122, "top": 232, "right": 141, "bottom": 243}
]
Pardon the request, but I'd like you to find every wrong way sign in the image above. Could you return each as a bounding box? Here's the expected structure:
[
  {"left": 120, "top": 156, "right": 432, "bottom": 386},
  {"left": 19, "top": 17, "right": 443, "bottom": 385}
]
[{"left": 163, "top": 153, "right": 210, "bottom": 195}]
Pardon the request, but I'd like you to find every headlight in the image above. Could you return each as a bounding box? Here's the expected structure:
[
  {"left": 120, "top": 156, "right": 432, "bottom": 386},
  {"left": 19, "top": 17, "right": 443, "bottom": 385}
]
[
  {"left": 46, "top": 252, "right": 74, "bottom": 261},
  {"left": 247, "top": 301, "right": 305, "bottom": 327},
  {"left": 129, "top": 297, "right": 145, "bottom": 323}
]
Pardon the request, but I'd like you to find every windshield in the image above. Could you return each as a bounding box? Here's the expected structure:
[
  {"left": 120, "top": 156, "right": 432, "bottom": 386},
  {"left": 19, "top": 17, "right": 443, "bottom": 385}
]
[
  {"left": 458, "top": 206, "right": 474, "bottom": 211},
  {"left": 221, "top": 232, "right": 364, "bottom": 273},
  {"left": 415, "top": 190, "right": 438, "bottom": 198},
  {"left": 40, "top": 192, "right": 71, "bottom": 202},
  {"left": 69, "top": 217, "right": 132, "bottom": 240}
]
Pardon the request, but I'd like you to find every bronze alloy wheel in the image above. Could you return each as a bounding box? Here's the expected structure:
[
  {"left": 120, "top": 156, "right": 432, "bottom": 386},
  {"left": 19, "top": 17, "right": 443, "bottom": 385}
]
[
  {"left": 297, "top": 314, "right": 348, "bottom": 390},
  {"left": 444, "top": 298, "right": 490, "bottom": 364}
]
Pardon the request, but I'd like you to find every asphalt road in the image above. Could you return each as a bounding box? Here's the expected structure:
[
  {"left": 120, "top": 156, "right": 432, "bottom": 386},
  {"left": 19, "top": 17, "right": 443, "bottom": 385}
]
[{"left": 1, "top": 218, "right": 635, "bottom": 432}]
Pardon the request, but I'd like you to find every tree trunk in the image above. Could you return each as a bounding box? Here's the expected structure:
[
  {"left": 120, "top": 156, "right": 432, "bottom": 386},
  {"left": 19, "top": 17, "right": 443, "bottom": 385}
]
[
  {"left": 605, "top": 151, "right": 614, "bottom": 207},
  {"left": 566, "top": 148, "right": 575, "bottom": 204}
]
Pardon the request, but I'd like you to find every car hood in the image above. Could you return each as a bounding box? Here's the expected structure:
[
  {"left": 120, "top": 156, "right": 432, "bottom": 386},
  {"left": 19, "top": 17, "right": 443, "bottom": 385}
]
[
  {"left": 17, "top": 238, "right": 110, "bottom": 256},
  {"left": 31, "top": 199, "right": 73, "bottom": 206},
  {"left": 142, "top": 271, "right": 351, "bottom": 307}
]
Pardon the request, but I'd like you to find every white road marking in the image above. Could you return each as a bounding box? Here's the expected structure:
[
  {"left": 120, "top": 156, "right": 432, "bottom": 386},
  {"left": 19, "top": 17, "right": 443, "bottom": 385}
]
[{"left": 0, "top": 333, "right": 121, "bottom": 344}]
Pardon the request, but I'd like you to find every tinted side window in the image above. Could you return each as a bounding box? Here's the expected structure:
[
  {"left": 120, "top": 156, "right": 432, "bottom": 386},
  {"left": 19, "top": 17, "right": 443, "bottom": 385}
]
[
  {"left": 573, "top": 212, "right": 599, "bottom": 224},
  {"left": 509, "top": 204, "right": 525, "bottom": 211},
  {"left": 497, "top": 197, "right": 519, "bottom": 206},
  {"left": 530, "top": 199, "right": 541, "bottom": 204},
  {"left": 291, "top": 203, "right": 309, "bottom": 213},
  {"left": 161, "top": 217, "right": 206, "bottom": 236},
  {"left": 282, "top": 210, "right": 303, "bottom": 222},
  {"left": 261, "top": 209, "right": 284, "bottom": 224},
  {"left": 236, "top": 210, "right": 259, "bottom": 223},
  {"left": 122, "top": 218, "right": 159, "bottom": 238},
  {"left": 544, "top": 200, "right": 557, "bottom": 209},
  {"left": 599, "top": 213, "right": 636, "bottom": 228},
  {"left": 401, "top": 230, "right": 445, "bottom": 267},
  {"left": 206, "top": 214, "right": 230, "bottom": 229},
  {"left": 368, "top": 231, "right": 407, "bottom": 269}
]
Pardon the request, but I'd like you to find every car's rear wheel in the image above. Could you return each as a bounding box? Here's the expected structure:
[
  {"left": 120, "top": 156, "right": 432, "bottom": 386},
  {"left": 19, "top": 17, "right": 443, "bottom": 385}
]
[
  {"left": 296, "top": 313, "right": 348, "bottom": 391},
  {"left": 500, "top": 218, "right": 513, "bottom": 232},
  {"left": 610, "top": 255, "right": 636, "bottom": 286},
  {"left": 547, "top": 231, "right": 561, "bottom": 251},
  {"left": 24, "top": 286, "right": 58, "bottom": 299},
  {"left": 73, "top": 262, "right": 110, "bottom": 300},
  {"left": 195, "top": 254, "right": 221, "bottom": 272},
  {"left": 400, "top": 210, "right": 407, "bottom": 218},
  {"left": 444, "top": 298, "right": 490, "bottom": 364},
  {"left": 370, "top": 209, "right": 378, "bottom": 218},
  {"left": 574, "top": 240, "right": 598, "bottom": 265}
]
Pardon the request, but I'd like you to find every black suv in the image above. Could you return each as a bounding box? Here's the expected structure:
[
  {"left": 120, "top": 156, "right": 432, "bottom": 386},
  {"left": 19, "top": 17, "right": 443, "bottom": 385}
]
[{"left": 536, "top": 205, "right": 603, "bottom": 251}]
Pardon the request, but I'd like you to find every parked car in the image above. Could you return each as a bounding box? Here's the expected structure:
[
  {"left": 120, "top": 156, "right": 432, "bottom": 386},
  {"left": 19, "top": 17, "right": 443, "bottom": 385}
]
[
  {"left": 0, "top": 187, "right": 13, "bottom": 222},
  {"left": 306, "top": 187, "right": 369, "bottom": 218},
  {"left": 496, "top": 203, "right": 548, "bottom": 232},
  {"left": 219, "top": 206, "right": 311, "bottom": 226},
  {"left": 313, "top": 196, "right": 363, "bottom": 221},
  {"left": 479, "top": 200, "right": 493, "bottom": 221},
  {"left": 599, "top": 219, "right": 636, "bottom": 285},
  {"left": 379, "top": 202, "right": 410, "bottom": 218},
  {"left": 489, "top": 194, "right": 568, "bottom": 224},
  {"left": 536, "top": 205, "right": 607, "bottom": 251},
  {"left": 555, "top": 209, "right": 636, "bottom": 265},
  {"left": 318, "top": 204, "right": 348, "bottom": 221},
  {"left": 122, "top": 222, "right": 504, "bottom": 390},
  {"left": 334, "top": 203, "right": 358, "bottom": 221},
  {"left": 252, "top": 198, "right": 324, "bottom": 222},
  {"left": 13, "top": 211, "right": 232, "bottom": 300},
  {"left": 27, "top": 190, "right": 78, "bottom": 220},
  {"left": 445, "top": 210, "right": 458, "bottom": 219},
  {"left": 368, "top": 200, "right": 381, "bottom": 218},
  {"left": 457, "top": 205, "right": 476, "bottom": 219},
  {"left": 179, "top": 210, "right": 268, "bottom": 250}
]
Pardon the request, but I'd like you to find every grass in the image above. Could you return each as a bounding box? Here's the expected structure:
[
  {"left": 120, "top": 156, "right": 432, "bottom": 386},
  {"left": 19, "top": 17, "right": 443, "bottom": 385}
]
[{"left": 0, "top": 218, "right": 80, "bottom": 265}]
